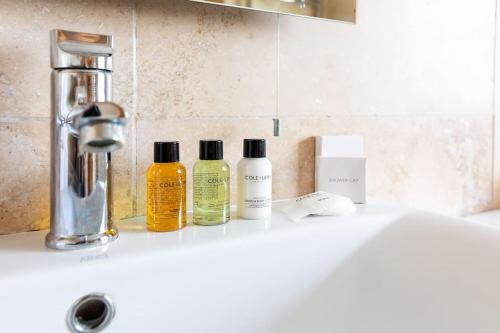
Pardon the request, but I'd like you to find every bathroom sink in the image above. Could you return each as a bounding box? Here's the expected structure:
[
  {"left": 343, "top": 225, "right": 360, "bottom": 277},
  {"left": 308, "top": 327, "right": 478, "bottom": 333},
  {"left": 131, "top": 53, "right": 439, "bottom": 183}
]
[{"left": 1, "top": 204, "right": 500, "bottom": 333}]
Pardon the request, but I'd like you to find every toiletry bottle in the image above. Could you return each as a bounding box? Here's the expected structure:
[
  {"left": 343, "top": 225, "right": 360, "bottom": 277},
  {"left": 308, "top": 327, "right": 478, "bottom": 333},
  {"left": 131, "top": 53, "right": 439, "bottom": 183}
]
[
  {"left": 237, "top": 139, "right": 272, "bottom": 219},
  {"left": 147, "top": 142, "right": 187, "bottom": 232},
  {"left": 193, "top": 140, "right": 230, "bottom": 225}
]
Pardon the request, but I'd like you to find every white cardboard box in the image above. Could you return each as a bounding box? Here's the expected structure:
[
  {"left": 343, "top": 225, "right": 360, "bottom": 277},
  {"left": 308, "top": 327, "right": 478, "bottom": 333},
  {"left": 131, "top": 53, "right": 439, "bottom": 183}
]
[{"left": 314, "top": 136, "right": 366, "bottom": 203}]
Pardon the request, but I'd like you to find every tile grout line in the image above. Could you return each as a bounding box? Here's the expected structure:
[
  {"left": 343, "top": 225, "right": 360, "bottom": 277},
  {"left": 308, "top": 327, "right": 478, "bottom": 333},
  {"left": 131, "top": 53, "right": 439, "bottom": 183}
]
[
  {"left": 0, "top": 117, "right": 50, "bottom": 122},
  {"left": 130, "top": 114, "right": 492, "bottom": 121},
  {"left": 131, "top": 0, "right": 138, "bottom": 218},
  {"left": 0, "top": 113, "right": 491, "bottom": 124}
]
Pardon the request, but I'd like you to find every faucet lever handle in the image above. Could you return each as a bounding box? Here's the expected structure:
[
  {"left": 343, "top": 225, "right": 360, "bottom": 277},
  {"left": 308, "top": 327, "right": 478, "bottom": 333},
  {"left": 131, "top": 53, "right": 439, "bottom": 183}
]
[{"left": 50, "top": 29, "right": 113, "bottom": 71}]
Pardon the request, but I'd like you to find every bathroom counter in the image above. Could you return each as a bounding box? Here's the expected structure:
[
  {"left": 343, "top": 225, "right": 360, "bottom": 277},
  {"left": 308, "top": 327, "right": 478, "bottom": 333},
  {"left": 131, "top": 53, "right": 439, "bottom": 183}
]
[
  {"left": 2, "top": 204, "right": 500, "bottom": 333},
  {"left": 0, "top": 203, "right": 409, "bottom": 280}
]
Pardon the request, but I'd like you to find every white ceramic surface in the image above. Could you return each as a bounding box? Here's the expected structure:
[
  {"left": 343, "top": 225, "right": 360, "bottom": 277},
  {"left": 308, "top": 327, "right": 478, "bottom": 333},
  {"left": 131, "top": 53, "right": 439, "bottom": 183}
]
[
  {"left": 1, "top": 204, "right": 500, "bottom": 332},
  {"left": 465, "top": 209, "right": 500, "bottom": 228}
]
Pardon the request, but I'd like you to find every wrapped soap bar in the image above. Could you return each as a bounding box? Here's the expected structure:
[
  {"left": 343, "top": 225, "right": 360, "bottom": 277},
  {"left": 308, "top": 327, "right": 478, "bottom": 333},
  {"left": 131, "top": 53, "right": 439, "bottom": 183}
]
[{"left": 277, "top": 191, "right": 356, "bottom": 222}]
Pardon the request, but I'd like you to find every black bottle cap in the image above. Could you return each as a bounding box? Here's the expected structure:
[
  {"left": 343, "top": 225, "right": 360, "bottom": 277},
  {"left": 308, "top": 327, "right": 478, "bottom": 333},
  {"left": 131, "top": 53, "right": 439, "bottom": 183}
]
[
  {"left": 154, "top": 141, "right": 179, "bottom": 163},
  {"left": 199, "top": 140, "right": 223, "bottom": 160},
  {"left": 243, "top": 139, "right": 266, "bottom": 158}
]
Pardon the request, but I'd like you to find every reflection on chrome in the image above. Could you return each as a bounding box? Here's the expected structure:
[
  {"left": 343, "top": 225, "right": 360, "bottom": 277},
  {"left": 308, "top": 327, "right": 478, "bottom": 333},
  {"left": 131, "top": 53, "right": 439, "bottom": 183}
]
[{"left": 46, "top": 29, "right": 128, "bottom": 250}]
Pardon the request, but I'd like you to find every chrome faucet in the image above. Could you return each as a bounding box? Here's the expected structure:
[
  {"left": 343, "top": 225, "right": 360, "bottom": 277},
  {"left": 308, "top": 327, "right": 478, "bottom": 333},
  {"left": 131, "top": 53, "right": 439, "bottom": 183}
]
[{"left": 46, "top": 29, "right": 128, "bottom": 250}]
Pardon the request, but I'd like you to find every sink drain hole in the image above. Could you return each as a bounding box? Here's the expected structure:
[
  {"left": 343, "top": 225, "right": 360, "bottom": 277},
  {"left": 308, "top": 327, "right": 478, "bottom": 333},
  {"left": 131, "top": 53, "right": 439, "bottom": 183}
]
[{"left": 67, "top": 293, "right": 115, "bottom": 333}]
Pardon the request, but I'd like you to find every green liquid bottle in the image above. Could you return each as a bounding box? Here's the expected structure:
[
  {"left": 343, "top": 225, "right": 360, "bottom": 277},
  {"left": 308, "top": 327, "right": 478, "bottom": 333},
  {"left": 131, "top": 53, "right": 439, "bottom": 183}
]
[{"left": 193, "top": 140, "right": 230, "bottom": 225}]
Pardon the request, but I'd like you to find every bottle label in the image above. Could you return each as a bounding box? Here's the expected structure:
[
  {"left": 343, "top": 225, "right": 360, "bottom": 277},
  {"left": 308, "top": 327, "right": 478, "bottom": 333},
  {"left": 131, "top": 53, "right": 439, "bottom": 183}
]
[
  {"left": 241, "top": 174, "right": 272, "bottom": 209},
  {"left": 244, "top": 197, "right": 271, "bottom": 209},
  {"left": 147, "top": 176, "right": 186, "bottom": 218},
  {"left": 193, "top": 173, "right": 230, "bottom": 207}
]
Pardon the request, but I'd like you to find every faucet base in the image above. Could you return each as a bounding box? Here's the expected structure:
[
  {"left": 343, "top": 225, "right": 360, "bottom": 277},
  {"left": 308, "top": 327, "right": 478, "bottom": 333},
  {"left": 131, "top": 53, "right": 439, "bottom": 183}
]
[{"left": 45, "top": 229, "right": 118, "bottom": 250}]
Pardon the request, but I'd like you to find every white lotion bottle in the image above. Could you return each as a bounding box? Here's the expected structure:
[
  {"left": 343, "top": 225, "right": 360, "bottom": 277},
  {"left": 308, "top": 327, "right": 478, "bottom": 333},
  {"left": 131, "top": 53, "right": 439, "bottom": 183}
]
[{"left": 237, "top": 139, "right": 272, "bottom": 219}]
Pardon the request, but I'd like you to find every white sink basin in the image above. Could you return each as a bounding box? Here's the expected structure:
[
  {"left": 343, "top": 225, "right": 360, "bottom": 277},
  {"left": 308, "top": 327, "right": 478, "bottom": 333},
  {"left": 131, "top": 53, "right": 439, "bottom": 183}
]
[{"left": 1, "top": 204, "right": 500, "bottom": 333}]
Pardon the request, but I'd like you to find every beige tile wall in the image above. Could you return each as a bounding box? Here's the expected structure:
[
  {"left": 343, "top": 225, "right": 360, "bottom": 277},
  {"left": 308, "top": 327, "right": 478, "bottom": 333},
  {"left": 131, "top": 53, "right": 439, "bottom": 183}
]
[{"left": 0, "top": 0, "right": 496, "bottom": 234}]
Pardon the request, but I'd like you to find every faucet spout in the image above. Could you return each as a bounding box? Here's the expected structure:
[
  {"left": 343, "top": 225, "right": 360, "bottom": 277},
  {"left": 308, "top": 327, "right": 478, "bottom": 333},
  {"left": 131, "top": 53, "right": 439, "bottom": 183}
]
[{"left": 69, "top": 102, "right": 128, "bottom": 154}]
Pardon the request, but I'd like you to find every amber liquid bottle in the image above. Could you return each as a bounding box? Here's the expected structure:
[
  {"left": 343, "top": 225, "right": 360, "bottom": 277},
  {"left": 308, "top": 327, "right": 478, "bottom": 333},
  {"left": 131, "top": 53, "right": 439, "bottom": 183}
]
[{"left": 147, "top": 141, "right": 187, "bottom": 232}]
